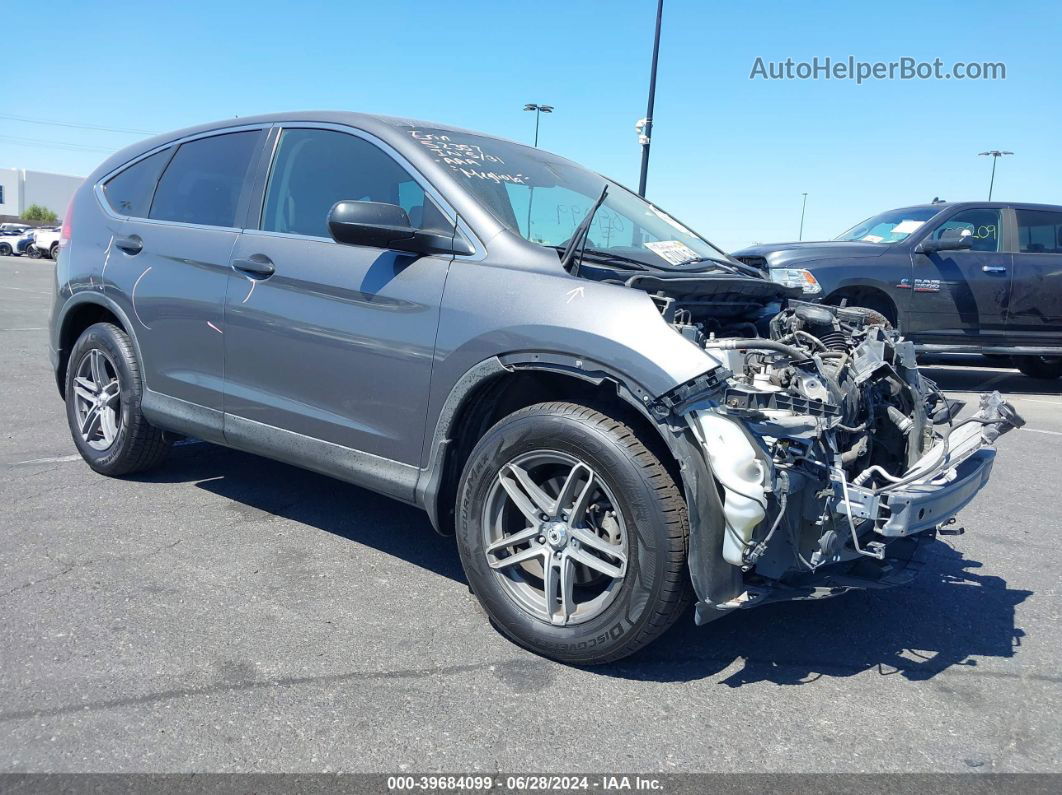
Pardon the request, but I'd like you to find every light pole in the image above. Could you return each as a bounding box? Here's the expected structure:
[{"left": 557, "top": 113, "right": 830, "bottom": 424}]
[
  {"left": 523, "top": 103, "right": 553, "bottom": 147},
  {"left": 799, "top": 192, "right": 808, "bottom": 241},
  {"left": 978, "top": 150, "right": 1013, "bottom": 201},
  {"left": 636, "top": 0, "right": 664, "bottom": 197}
]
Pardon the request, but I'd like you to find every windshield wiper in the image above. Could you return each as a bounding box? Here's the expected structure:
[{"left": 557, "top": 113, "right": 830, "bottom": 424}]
[
  {"left": 559, "top": 185, "right": 609, "bottom": 277},
  {"left": 561, "top": 247, "right": 653, "bottom": 271},
  {"left": 677, "top": 256, "right": 764, "bottom": 278}
]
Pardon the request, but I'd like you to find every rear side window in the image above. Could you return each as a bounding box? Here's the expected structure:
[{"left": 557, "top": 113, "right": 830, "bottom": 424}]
[
  {"left": 102, "top": 148, "right": 171, "bottom": 217},
  {"left": 149, "top": 131, "right": 260, "bottom": 228},
  {"left": 261, "top": 128, "right": 449, "bottom": 238},
  {"left": 1017, "top": 209, "right": 1062, "bottom": 254}
]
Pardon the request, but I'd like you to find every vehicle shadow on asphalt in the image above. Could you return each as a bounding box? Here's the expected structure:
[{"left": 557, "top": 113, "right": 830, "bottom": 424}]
[
  {"left": 607, "top": 541, "right": 1033, "bottom": 685},
  {"left": 132, "top": 442, "right": 467, "bottom": 583},
  {"left": 134, "top": 443, "right": 1033, "bottom": 687}
]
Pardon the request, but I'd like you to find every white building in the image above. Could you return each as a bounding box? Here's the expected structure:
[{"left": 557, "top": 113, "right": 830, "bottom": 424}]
[{"left": 0, "top": 168, "right": 84, "bottom": 221}]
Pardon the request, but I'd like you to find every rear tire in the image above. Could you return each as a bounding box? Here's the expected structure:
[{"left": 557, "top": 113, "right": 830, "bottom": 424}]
[
  {"left": 65, "top": 322, "right": 170, "bottom": 475},
  {"left": 0, "top": 242, "right": 11, "bottom": 256},
  {"left": 49, "top": 242, "right": 60, "bottom": 260},
  {"left": 455, "top": 402, "right": 691, "bottom": 665},
  {"left": 1015, "top": 356, "right": 1062, "bottom": 380}
]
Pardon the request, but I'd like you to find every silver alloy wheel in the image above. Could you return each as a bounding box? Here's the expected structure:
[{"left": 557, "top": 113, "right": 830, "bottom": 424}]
[
  {"left": 72, "top": 349, "right": 122, "bottom": 450},
  {"left": 482, "top": 450, "right": 629, "bottom": 626}
]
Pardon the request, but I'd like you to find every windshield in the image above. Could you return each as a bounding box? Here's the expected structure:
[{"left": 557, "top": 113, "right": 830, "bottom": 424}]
[
  {"left": 404, "top": 126, "right": 732, "bottom": 270},
  {"left": 836, "top": 207, "right": 941, "bottom": 244}
]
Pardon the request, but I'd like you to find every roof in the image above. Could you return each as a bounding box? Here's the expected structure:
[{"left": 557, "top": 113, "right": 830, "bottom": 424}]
[
  {"left": 86, "top": 110, "right": 531, "bottom": 183},
  {"left": 889, "top": 201, "right": 1062, "bottom": 213}
]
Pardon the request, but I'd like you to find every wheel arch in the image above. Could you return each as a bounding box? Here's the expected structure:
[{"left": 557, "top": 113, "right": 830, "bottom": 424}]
[
  {"left": 416, "top": 354, "right": 684, "bottom": 538},
  {"left": 823, "top": 284, "right": 899, "bottom": 325},
  {"left": 55, "top": 293, "right": 140, "bottom": 398}
]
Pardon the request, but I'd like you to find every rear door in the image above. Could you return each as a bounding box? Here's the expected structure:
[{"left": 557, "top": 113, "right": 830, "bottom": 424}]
[
  {"left": 113, "top": 129, "right": 263, "bottom": 423},
  {"left": 1008, "top": 208, "right": 1062, "bottom": 345},
  {"left": 905, "top": 207, "right": 1012, "bottom": 343},
  {"left": 222, "top": 125, "right": 459, "bottom": 467}
]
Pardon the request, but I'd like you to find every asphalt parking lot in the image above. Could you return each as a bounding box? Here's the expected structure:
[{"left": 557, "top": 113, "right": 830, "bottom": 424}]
[{"left": 1, "top": 254, "right": 1059, "bottom": 774}]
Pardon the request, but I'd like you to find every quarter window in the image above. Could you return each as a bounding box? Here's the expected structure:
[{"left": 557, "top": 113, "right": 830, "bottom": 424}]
[
  {"left": 930, "top": 209, "right": 1001, "bottom": 252},
  {"left": 261, "top": 128, "right": 449, "bottom": 238},
  {"left": 1017, "top": 209, "right": 1062, "bottom": 254},
  {"left": 103, "top": 148, "right": 171, "bottom": 217},
  {"left": 149, "top": 131, "right": 260, "bottom": 228}
]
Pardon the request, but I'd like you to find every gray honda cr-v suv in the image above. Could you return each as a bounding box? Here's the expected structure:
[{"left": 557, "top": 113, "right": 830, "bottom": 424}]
[{"left": 50, "top": 112, "right": 1022, "bottom": 664}]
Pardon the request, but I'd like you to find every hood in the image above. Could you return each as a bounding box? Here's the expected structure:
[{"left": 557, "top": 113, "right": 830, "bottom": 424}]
[{"left": 730, "top": 240, "right": 892, "bottom": 268}]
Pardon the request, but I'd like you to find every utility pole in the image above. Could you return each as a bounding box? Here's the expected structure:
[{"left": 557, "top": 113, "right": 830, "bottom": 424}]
[
  {"left": 799, "top": 192, "right": 808, "bottom": 240},
  {"left": 523, "top": 103, "right": 554, "bottom": 147},
  {"left": 978, "top": 150, "right": 1013, "bottom": 201},
  {"left": 636, "top": 0, "right": 664, "bottom": 197}
]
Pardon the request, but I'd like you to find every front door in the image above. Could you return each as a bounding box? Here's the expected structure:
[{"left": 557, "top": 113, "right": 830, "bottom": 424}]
[
  {"left": 222, "top": 127, "right": 456, "bottom": 467},
  {"left": 905, "top": 207, "right": 1012, "bottom": 343}
]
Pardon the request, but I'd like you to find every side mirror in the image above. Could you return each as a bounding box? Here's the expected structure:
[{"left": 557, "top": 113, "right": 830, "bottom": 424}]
[
  {"left": 917, "top": 232, "right": 974, "bottom": 254},
  {"left": 327, "top": 200, "right": 472, "bottom": 256}
]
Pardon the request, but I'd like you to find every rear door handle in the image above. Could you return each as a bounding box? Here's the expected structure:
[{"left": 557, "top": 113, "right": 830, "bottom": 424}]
[
  {"left": 982, "top": 265, "right": 1007, "bottom": 274},
  {"left": 232, "top": 255, "right": 275, "bottom": 278},
  {"left": 114, "top": 235, "right": 142, "bottom": 255}
]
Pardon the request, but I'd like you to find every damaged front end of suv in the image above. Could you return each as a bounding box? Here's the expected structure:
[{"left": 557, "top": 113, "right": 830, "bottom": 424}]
[{"left": 639, "top": 278, "right": 1024, "bottom": 622}]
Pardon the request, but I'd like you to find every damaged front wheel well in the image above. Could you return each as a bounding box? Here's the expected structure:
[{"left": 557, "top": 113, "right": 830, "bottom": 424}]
[{"left": 431, "top": 368, "right": 685, "bottom": 536}]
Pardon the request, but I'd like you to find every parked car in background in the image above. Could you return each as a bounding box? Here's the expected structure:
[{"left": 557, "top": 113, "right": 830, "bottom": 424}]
[
  {"left": 0, "top": 228, "right": 36, "bottom": 256},
  {"left": 31, "top": 227, "right": 62, "bottom": 260},
  {"left": 49, "top": 113, "right": 1022, "bottom": 663},
  {"left": 732, "top": 202, "right": 1062, "bottom": 378},
  {"left": 0, "top": 222, "right": 31, "bottom": 233}
]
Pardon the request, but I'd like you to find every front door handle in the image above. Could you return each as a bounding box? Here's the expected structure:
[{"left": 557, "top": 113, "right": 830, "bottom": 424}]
[
  {"left": 232, "top": 255, "right": 275, "bottom": 278},
  {"left": 114, "top": 235, "right": 142, "bottom": 255},
  {"left": 982, "top": 265, "right": 1007, "bottom": 274}
]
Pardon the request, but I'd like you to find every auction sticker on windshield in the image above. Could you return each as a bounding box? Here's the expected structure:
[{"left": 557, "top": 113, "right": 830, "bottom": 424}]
[
  {"left": 644, "top": 239, "right": 700, "bottom": 265},
  {"left": 892, "top": 219, "right": 925, "bottom": 235}
]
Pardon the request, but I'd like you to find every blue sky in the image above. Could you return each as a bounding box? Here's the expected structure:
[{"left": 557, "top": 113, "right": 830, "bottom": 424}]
[{"left": 4, "top": 0, "right": 1058, "bottom": 249}]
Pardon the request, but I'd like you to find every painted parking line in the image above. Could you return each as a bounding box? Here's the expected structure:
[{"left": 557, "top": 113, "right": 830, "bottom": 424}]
[
  {"left": 13, "top": 454, "right": 82, "bottom": 465},
  {"left": 1011, "top": 397, "right": 1062, "bottom": 405},
  {"left": 13, "top": 439, "right": 202, "bottom": 466},
  {"left": 1023, "top": 428, "right": 1062, "bottom": 437}
]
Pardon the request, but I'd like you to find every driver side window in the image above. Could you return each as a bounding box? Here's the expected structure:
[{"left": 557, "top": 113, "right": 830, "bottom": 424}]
[
  {"left": 931, "top": 209, "right": 1001, "bottom": 253},
  {"left": 262, "top": 128, "right": 449, "bottom": 238}
]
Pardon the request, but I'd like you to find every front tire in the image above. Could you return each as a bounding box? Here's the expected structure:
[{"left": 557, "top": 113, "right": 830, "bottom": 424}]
[
  {"left": 1015, "top": 355, "right": 1062, "bottom": 380},
  {"left": 0, "top": 242, "right": 12, "bottom": 256},
  {"left": 455, "top": 402, "right": 690, "bottom": 665},
  {"left": 65, "top": 322, "right": 170, "bottom": 475},
  {"left": 49, "top": 242, "right": 60, "bottom": 260}
]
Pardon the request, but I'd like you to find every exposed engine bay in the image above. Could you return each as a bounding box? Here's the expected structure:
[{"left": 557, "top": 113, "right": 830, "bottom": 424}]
[{"left": 615, "top": 271, "right": 1025, "bottom": 618}]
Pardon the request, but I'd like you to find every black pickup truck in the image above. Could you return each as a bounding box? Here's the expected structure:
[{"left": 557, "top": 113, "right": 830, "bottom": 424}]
[{"left": 731, "top": 202, "right": 1062, "bottom": 378}]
